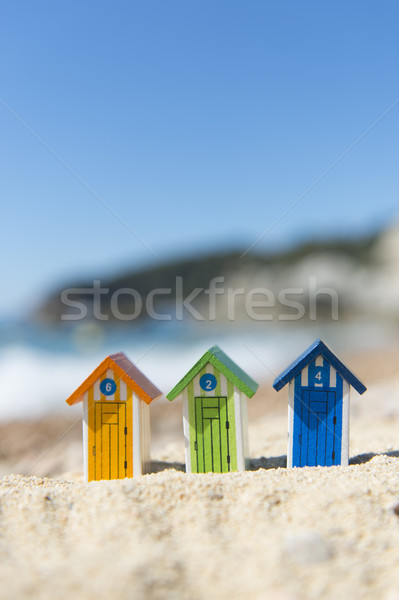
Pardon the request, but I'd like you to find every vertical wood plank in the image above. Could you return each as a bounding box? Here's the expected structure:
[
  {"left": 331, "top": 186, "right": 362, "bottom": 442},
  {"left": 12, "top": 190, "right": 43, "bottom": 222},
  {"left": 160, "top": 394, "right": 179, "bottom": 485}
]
[
  {"left": 326, "top": 391, "right": 336, "bottom": 466},
  {"left": 110, "top": 422, "right": 118, "bottom": 479},
  {"left": 102, "top": 422, "right": 110, "bottom": 480},
  {"left": 87, "top": 388, "right": 96, "bottom": 482},
  {"left": 233, "top": 387, "right": 244, "bottom": 472},
  {"left": 94, "top": 402, "right": 102, "bottom": 480},
  {"left": 341, "top": 379, "right": 350, "bottom": 466},
  {"left": 212, "top": 410, "right": 222, "bottom": 472},
  {"left": 287, "top": 381, "right": 294, "bottom": 469},
  {"left": 219, "top": 396, "right": 229, "bottom": 472},
  {"left": 114, "top": 373, "right": 120, "bottom": 401},
  {"left": 301, "top": 390, "right": 310, "bottom": 467},
  {"left": 126, "top": 389, "right": 133, "bottom": 477},
  {"left": 82, "top": 392, "right": 88, "bottom": 483},
  {"left": 196, "top": 398, "right": 205, "bottom": 472},
  {"left": 334, "top": 375, "right": 343, "bottom": 465},
  {"left": 132, "top": 394, "right": 142, "bottom": 476},
  {"left": 182, "top": 389, "right": 191, "bottom": 473},
  {"left": 227, "top": 379, "right": 237, "bottom": 471},
  {"left": 118, "top": 402, "right": 126, "bottom": 477}
]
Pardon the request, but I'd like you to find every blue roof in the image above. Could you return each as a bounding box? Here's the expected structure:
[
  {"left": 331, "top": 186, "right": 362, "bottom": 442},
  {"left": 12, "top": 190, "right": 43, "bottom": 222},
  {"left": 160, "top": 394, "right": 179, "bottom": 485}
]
[{"left": 273, "top": 338, "right": 367, "bottom": 394}]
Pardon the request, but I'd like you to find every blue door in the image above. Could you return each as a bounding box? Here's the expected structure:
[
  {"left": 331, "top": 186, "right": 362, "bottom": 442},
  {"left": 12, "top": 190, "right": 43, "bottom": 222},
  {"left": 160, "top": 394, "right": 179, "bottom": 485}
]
[{"left": 293, "top": 389, "right": 342, "bottom": 467}]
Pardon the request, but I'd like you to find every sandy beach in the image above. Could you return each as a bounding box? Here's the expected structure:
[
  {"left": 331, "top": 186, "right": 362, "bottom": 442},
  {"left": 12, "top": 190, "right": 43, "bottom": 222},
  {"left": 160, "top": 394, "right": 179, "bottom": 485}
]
[{"left": 1, "top": 345, "right": 399, "bottom": 600}]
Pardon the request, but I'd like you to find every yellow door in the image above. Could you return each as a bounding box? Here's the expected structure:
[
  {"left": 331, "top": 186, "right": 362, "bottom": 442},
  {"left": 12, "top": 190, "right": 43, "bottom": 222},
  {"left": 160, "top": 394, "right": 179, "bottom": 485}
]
[{"left": 94, "top": 402, "right": 127, "bottom": 480}]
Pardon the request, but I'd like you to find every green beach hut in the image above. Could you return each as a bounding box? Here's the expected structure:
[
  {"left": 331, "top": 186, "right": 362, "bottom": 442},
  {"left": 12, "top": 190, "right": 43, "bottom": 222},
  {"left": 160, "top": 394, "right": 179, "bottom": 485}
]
[{"left": 167, "top": 345, "right": 259, "bottom": 473}]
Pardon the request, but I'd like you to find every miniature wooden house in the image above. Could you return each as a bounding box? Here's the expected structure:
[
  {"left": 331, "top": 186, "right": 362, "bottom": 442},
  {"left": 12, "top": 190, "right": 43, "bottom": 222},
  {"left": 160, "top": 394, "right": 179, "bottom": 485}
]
[
  {"left": 167, "top": 345, "right": 258, "bottom": 473},
  {"left": 66, "top": 352, "right": 162, "bottom": 482},
  {"left": 273, "top": 339, "right": 366, "bottom": 468}
]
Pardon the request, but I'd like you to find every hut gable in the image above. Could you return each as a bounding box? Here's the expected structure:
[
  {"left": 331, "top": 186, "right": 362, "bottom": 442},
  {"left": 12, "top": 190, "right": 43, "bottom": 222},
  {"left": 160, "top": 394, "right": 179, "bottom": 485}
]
[
  {"left": 273, "top": 339, "right": 366, "bottom": 394},
  {"left": 66, "top": 352, "right": 162, "bottom": 406},
  {"left": 167, "top": 345, "right": 258, "bottom": 401}
]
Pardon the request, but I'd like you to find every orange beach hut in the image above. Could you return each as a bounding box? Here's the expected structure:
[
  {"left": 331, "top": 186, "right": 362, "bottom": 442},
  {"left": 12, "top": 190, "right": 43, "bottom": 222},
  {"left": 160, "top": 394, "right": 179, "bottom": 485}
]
[{"left": 66, "top": 352, "right": 162, "bottom": 482}]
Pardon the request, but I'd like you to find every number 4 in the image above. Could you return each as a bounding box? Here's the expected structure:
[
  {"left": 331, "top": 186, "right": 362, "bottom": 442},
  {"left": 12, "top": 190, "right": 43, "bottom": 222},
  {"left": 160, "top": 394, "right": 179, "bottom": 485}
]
[{"left": 315, "top": 371, "right": 322, "bottom": 381}]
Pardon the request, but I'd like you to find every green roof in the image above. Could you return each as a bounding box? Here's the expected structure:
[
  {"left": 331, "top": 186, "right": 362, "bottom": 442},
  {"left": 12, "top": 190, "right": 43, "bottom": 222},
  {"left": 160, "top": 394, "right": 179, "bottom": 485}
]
[{"left": 167, "top": 345, "right": 259, "bottom": 401}]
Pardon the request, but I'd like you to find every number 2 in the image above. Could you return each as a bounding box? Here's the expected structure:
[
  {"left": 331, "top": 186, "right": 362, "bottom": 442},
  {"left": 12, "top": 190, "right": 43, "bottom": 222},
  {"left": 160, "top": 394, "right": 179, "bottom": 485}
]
[{"left": 206, "top": 379, "right": 212, "bottom": 390}]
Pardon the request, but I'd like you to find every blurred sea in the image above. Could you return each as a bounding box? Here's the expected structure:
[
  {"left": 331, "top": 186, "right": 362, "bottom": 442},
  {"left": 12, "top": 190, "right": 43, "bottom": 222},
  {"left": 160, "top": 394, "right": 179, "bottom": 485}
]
[{"left": 0, "top": 317, "right": 397, "bottom": 420}]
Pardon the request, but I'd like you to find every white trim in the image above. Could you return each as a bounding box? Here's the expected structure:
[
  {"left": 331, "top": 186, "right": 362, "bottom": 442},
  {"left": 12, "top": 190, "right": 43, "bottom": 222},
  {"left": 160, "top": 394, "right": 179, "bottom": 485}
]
[
  {"left": 132, "top": 393, "right": 142, "bottom": 476},
  {"left": 119, "top": 379, "right": 127, "bottom": 401},
  {"left": 287, "top": 381, "right": 294, "bottom": 468},
  {"left": 315, "top": 356, "right": 323, "bottom": 366},
  {"left": 182, "top": 389, "right": 191, "bottom": 473},
  {"left": 141, "top": 402, "right": 151, "bottom": 474},
  {"left": 82, "top": 392, "right": 88, "bottom": 483},
  {"left": 194, "top": 373, "right": 200, "bottom": 397},
  {"left": 93, "top": 377, "right": 101, "bottom": 401},
  {"left": 145, "top": 402, "right": 151, "bottom": 473},
  {"left": 220, "top": 373, "right": 227, "bottom": 397},
  {"left": 240, "top": 394, "right": 250, "bottom": 469},
  {"left": 301, "top": 366, "right": 308, "bottom": 386},
  {"left": 234, "top": 387, "right": 245, "bottom": 471},
  {"left": 329, "top": 366, "right": 337, "bottom": 388},
  {"left": 341, "top": 380, "right": 350, "bottom": 466}
]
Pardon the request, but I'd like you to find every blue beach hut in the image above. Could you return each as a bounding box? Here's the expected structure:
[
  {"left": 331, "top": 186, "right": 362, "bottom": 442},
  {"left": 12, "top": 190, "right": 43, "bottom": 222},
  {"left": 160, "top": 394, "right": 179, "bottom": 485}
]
[{"left": 273, "top": 339, "right": 367, "bottom": 468}]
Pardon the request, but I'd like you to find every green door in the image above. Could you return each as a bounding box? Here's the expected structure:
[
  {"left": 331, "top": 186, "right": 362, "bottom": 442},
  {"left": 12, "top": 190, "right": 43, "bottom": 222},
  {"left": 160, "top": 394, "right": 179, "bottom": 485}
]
[{"left": 194, "top": 396, "right": 231, "bottom": 473}]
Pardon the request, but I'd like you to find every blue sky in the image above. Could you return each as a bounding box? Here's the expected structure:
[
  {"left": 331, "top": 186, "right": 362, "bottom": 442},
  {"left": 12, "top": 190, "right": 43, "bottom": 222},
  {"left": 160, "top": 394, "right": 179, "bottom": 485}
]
[{"left": 1, "top": 1, "right": 398, "bottom": 317}]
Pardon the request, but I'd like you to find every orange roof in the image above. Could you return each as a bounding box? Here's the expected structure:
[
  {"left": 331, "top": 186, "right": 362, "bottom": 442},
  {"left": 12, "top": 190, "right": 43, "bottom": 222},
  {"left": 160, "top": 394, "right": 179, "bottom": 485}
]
[{"left": 66, "top": 352, "right": 162, "bottom": 406}]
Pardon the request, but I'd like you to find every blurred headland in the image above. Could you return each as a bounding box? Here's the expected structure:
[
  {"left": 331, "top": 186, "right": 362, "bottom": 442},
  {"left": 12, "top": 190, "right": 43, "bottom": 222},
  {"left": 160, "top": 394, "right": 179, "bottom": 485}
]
[{"left": 1, "top": 221, "right": 399, "bottom": 421}]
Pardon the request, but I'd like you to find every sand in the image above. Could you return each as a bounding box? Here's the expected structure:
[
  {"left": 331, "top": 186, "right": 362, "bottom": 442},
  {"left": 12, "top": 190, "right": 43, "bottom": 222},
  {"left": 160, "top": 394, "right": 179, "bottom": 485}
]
[
  {"left": 1, "top": 461, "right": 399, "bottom": 600},
  {"left": 1, "top": 345, "right": 399, "bottom": 600}
]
